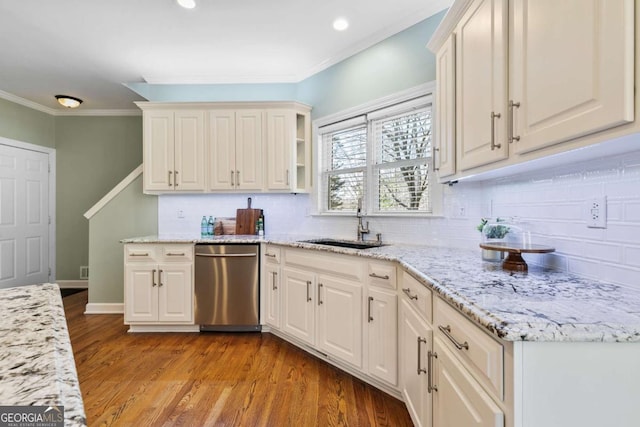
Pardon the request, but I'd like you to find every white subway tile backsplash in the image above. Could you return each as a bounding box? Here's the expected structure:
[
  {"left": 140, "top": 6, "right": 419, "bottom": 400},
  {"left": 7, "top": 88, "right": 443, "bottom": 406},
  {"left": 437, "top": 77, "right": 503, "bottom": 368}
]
[{"left": 156, "top": 150, "right": 640, "bottom": 289}]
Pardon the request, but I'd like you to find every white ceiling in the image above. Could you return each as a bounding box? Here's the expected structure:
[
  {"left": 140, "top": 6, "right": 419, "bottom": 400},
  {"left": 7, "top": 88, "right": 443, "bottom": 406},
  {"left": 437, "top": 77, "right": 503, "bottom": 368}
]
[{"left": 0, "top": 0, "right": 450, "bottom": 113}]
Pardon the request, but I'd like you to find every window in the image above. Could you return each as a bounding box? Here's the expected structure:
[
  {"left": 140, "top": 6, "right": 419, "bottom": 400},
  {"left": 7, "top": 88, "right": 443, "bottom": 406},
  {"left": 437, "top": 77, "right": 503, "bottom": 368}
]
[{"left": 318, "top": 95, "right": 434, "bottom": 215}]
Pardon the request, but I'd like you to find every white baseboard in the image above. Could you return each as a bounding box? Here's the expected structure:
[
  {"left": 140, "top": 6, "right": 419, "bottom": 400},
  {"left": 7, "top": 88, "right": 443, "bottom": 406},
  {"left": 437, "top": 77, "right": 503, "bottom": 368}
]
[
  {"left": 127, "top": 324, "right": 200, "bottom": 333},
  {"left": 57, "top": 280, "right": 88, "bottom": 289},
  {"left": 84, "top": 303, "right": 124, "bottom": 314}
]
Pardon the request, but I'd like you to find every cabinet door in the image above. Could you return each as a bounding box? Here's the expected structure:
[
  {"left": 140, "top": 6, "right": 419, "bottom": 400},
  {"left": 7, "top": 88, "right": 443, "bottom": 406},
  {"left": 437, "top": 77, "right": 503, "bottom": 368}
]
[
  {"left": 510, "top": 0, "right": 634, "bottom": 154},
  {"left": 435, "top": 34, "right": 456, "bottom": 178},
  {"left": 433, "top": 338, "right": 503, "bottom": 427},
  {"left": 208, "top": 110, "right": 236, "bottom": 190},
  {"left": 367, "top": 288, "right": 398, "bottom": 385},
  {"left": 266, "top": 109, "right": 294, "bottom": 191},
  {"left": 317, "top": 275, "right": 363, "bottom": 368},
  {"left": 264, "top": 264, "right": 281, "bottom": 329},
  {"left": 455, "top": 0, "right": 508, "bottom": 171},
  {"left": 281, "top": 267, "right": 315, "bottom": 345},
  {"left": 143, "top": 111, "right": 175, "bottom": 191},
  {"left": 157, "top": 263, "right": 193, "bottom": 323},
  {"left": 125, "top": 264, "right": 158, "bottom": 322},
  {"left": 174, "top": 110, "right": 205, "bottom": 191},
  {"left": 400, "top": 299, "right": 432, "bottom": 427},
  {"left": 235, "top": 110, "right": 264, "bottom": 190}
]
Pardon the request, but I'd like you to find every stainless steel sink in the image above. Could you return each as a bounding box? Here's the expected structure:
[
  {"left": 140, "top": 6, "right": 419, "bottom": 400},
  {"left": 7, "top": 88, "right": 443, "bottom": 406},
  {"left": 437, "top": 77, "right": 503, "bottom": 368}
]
[{"left": 299, "top": 238, "right": 384, "bottom": 250}]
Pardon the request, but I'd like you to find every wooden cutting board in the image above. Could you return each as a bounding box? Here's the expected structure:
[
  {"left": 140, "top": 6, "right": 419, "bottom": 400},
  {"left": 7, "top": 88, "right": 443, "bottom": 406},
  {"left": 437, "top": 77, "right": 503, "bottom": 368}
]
[{"left": 235, "top": 197, "right": 262, "bottom": 235}]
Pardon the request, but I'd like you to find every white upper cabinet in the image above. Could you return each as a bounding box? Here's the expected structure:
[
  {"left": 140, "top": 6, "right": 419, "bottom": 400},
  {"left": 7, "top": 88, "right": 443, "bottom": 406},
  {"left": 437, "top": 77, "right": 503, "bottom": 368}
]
[
  {"left": 266, "top": 109, "right": 294, "bottom": 191},
  {"left": 208, "top": 109, "right": 263, "bottom": 191},
  {"left": 434, "top": 34, "right": 457, "bottom": 178},
  {"left": 428, "top": 0, "right": 635, "bottom": 180},
  {"left": 455, "top": 0, "right": 509, "bottom": 171},
  {"left": 138, "top": 102, "right": 311, "bottom": 194},
  {"left": 143, "top": 110, "right": 206, "bottom": 192},
  {"left": 510, "top": 0, "right": 634, "bottom": 154}
]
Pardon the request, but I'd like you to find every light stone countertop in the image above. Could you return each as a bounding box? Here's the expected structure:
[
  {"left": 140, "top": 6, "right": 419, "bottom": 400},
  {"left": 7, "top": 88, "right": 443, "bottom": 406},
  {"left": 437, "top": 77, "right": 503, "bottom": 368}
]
[
  {"left": 122, "top": 234, "right": 640, "bottom": 343},
  {"left": 0, "top": 283, "right": 86, "bottom": 426}
]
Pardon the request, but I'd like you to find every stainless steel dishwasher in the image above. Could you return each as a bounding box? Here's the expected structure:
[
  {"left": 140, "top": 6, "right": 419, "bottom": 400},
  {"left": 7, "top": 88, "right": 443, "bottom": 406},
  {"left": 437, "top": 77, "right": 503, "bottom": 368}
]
[{"left": 194, "top": 244, "right": 260, "bottom": 331}]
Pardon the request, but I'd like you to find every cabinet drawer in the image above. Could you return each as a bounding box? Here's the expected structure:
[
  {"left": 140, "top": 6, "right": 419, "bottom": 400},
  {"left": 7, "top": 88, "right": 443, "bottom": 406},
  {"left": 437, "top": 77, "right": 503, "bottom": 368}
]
[
  {"left": 125, "top": 245, "right": 157, "bottom": 262},
  {"left": 367, "top": 261, "right": 396, "bottom": 290},
  {"left": 263, "top": 245, "right": 281, "bottom": 264},
  {"left": 400, "top": 271, "right": 433, "bottom": 323},
  {"left": 159, "top": 245, "right": 193, "bottom": 262},
  {"left": 434, "top": 297, "right": 504, "bottom": 400},
  {"left": 284, "top": 248, "right": 363, "bottom": 281}
]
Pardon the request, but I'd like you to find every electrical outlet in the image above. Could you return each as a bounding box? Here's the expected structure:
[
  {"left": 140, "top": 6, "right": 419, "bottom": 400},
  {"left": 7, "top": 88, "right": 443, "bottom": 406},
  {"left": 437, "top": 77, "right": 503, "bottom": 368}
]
[
  {"left": 177, "top": 210, "right": 184, "bottom": 219},
  {"left": 80, "top": 266, "right": 89, "bottom": 279},
  {"left": 586, "top": 196, "right": 607, "bottom": 228}
]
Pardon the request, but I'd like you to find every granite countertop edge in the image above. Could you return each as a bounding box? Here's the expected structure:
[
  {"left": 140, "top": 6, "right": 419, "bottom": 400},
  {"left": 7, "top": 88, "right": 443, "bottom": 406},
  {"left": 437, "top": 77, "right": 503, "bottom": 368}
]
[{"left": 122, "top": 234, "right": 640, "bottom": 343}]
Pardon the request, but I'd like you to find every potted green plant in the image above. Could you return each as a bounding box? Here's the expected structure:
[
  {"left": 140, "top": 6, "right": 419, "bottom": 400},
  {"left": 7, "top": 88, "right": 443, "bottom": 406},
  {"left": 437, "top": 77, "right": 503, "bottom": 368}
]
[{"left": 478, "top": 218, "right": 510, "bottom": 261}]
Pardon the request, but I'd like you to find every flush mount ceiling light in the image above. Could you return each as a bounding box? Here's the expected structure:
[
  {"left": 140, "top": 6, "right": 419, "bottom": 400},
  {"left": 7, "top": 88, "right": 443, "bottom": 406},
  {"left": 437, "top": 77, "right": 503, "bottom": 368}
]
[
  {"left": 55, "top": 95, "right": 83, "bottom": 108},
  {"left": 177, "top": 0, "right": 196, "bottom": 9},
  {"left": 333, "top": 17, "right": 349, "bottom": 31}
]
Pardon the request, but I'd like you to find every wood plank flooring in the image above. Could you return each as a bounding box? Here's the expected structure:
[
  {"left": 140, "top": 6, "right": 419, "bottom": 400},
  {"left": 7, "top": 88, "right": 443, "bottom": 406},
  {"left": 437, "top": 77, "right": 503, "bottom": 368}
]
[{"left": 62, "top": 291, "right": 413, "bottom": 426}]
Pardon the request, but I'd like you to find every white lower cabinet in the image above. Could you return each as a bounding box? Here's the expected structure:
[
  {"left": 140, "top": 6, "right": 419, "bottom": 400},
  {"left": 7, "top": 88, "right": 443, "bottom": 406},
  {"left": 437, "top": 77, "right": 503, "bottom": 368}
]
[
  {"left": 263, "top": 263, "right": 280, "bottom": 329},
  {"left": 367, "top": 285, "right": 398, "bottom": 386},
  {"left": 281, "top": 267, "right": 316, "bottom": 346},
  {"left": 400, "top": 298, "right": 433, "bottom": 427},
  {"left": 433, "top": 337, "right": 504, "bottom": 427},
  {"left": 317, "top": 274, "right": 363, "bottom": 368},
  {"left": 124, "top": 244, "right": 194, "bottom": 325}
]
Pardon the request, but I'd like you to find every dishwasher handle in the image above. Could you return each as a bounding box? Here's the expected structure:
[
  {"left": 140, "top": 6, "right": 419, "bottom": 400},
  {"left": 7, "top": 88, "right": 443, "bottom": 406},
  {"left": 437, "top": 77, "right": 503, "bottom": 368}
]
[{"left": 196, "top": 253, "right": 257, "bottom": 258}]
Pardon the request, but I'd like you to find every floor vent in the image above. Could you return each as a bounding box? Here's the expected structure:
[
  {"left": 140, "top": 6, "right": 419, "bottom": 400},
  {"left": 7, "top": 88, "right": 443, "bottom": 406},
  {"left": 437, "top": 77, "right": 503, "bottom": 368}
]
[{"left": 80, "top": 266, "right": 89, "bottom": 279}]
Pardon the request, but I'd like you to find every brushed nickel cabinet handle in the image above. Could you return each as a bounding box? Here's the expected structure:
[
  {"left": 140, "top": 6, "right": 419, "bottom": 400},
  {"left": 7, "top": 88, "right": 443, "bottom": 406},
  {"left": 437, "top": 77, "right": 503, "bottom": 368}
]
[
  {"left": 402, "top": 288, "right": 418, "bottom": 301},
  {"left": 130, "top": 253, "right": 149, "bottom": 257},
  {"left": 272, "top": 272, "right": 278, "bottom": 290},
  {"left": 265, "top": 253, "right": 277, "bottom": 258},
  {"left": 158, "top": 269, "right": 163, "bottom": 287},
  {"left": 168, "top": 170, "right": 173, "bottom": 186},
  {"left": 236, "top": 170, "right": 240, "bottom": 186},
  {"left": 286, "top": 169, "right": 290, "bottom": 186},
  {"left": 417, "top": 337, "right": 427, "bottom": 375},
  {"left": 428, "top": 350, "right": 438, "bottom": 393},
  {"left": 439, "top": 325, "right": 469, "bottom": 350},
  {"left": 490, "top": 111, "right": 501, "bottom": 150},
  {"left": 369, "top": 273, "right": 390, "bottom": 280},
  {"left": 509, "top": 100, "right": 521, "bottom": 144},
  {"left": 166, "top": 252, "right": 185, "bottom": 257},
  {"left": 367, "top": 296, "right": 374, "bottom": 323},
  {"left": 318, "top": 283, "right": 323, "bottom": 305},
  {"left": 230, "top": 170, "right": 235, "bottom": 187},
  {"left": 174, "top": 170, "right": 178, "bottom": 187},
  {"left": 152, "top": 269, "right": 157, "bottom": 287},
  {"left": 306, "top": 280, "right": 312, "bottom": 302}
]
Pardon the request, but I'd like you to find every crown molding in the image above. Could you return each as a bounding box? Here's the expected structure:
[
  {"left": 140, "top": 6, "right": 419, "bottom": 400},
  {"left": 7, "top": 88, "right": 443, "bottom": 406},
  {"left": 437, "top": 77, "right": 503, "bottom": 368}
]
[
  {"left": 0, "top": 89, "right": 140, "bottom": 117},
  {"left": 426, "top": 0, "right": 473, "bottom": 52}
]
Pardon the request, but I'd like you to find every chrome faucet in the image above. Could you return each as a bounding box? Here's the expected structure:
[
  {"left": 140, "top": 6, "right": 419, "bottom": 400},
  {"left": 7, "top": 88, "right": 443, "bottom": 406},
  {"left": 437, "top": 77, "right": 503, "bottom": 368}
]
[{"left": 356, "top": 198, "right": 370, "bottom": 241}]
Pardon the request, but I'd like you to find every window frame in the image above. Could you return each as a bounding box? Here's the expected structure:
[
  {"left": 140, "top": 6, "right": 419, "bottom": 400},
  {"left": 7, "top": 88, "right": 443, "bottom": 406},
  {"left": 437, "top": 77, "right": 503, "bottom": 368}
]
[{"left": 312, "top": 83, "right": 442, "bottom": 217}]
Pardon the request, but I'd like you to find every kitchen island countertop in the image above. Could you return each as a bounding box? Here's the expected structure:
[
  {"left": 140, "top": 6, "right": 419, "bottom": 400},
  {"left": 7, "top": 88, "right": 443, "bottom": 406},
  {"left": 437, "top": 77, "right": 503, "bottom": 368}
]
[
  {"left": 123, "top": 234, "right": 640, "bottom": 343},
  {"left": 0, "top": 283, "right": 86, "bottom": 426}
]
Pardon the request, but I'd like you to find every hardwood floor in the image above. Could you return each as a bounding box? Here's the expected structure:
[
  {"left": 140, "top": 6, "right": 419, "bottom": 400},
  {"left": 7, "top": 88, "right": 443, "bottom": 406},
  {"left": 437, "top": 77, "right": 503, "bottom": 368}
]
[{"left": 62, "top": 291, "right": 413, "bottom": 426}]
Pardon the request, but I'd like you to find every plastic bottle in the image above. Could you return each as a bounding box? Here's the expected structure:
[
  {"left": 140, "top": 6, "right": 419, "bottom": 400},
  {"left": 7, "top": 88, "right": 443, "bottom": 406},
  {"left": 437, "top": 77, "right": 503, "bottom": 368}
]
[
  {"left": 257, "top": 215, "right": 264, "bottom": 236},
  {"left": 200, "top": 216, "right": 208, "bottom": 238},
  {"left": 207, "top": 216, "right": 214, "bottom": 237}
]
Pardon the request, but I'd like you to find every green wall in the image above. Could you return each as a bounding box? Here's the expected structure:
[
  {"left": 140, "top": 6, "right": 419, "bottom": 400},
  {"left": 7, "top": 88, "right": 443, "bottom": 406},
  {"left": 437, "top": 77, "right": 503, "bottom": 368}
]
[
  {"left": 0, "top": 98, "right": 55, "bottom": 147},
  {"left": 297, "top": 10, "right": 445, "bottom": 118},
  {"left": 55, "top": 116, "right": 142, "bottom": 279},
  {"left": 88, "top": 175, "right": 157, "bottom": 304}
]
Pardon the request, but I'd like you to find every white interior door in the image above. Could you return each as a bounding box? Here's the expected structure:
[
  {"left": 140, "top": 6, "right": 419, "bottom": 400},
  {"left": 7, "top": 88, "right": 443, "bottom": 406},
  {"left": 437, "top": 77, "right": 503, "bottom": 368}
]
[{"left": 0, "top": 144, "right": 50, "bottom": 288}]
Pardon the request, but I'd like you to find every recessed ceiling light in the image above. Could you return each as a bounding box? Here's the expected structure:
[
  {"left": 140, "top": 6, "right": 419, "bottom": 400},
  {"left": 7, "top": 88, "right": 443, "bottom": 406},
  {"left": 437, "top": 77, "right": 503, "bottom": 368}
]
[
  {"left": 177, "top": 0, "right": 196, "bottom": 9},
  {"left": 55, "top": 95, "right": 83, "bottom": 109},
  {"left": 333, "top": 17, "right": 349, "bottom": 31}
]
